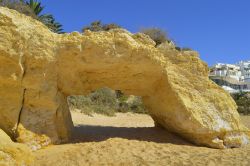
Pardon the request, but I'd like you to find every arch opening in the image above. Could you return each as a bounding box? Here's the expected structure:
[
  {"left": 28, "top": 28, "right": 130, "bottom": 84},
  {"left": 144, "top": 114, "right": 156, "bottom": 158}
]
[
  {"left": 66, "top": 87, "right": 188, "bottom": 144},
  {"left": 67, "top": 88, "right": 148, "bottom": 117}
]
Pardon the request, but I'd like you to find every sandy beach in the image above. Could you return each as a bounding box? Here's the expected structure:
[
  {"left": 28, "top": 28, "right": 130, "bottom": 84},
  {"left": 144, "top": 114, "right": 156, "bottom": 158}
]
[{"left": 32, "top": 112, "right": 250, "bottom": 166}]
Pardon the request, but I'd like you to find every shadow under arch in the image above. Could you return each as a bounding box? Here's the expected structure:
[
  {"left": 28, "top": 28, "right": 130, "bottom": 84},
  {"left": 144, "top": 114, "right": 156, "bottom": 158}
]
[{"left": 70, "top": 125, "right": 193, "bottom": 146}]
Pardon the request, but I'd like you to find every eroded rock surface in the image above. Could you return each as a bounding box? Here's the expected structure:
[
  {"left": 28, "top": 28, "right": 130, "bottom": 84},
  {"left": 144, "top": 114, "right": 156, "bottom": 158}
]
[
  {"left": 0, "top": 129, "right": 33, "bottom": 165},
  {"left": 0, "top": 7, "right": 249, "bottom": 150}
]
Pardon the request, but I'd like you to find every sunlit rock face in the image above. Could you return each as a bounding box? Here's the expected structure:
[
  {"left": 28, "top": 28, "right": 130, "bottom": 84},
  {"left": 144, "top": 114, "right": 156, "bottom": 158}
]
[
  {"left": 0, "top": 7, "right": 249, "bottom": 150},
  {"left": 0, "top": 129, "right": 33, "bottom": 165}
]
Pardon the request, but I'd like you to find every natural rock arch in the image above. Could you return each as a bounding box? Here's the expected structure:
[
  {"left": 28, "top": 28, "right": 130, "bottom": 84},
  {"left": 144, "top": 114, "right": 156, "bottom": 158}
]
[{"left": 0, "top": 7, "right": 249, "bottom": 149}]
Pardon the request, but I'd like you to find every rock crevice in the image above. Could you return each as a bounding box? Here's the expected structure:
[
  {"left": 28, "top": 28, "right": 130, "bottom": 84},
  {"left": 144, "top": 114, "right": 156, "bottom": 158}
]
[{"left": 14, "top": 88, "right": 26, "bottom": 137}]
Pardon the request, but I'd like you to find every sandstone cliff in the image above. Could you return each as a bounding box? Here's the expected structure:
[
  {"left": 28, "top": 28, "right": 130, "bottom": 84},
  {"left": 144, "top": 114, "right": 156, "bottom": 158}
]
[{"left": 0, "top": 6, "right": 249, "bottom": 154}]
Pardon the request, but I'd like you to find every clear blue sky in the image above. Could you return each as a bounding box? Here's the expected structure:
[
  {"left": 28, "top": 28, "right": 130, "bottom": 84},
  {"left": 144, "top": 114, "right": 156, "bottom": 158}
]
[{"left": 41, "top": 0, "right": 250, "bottom": 66}]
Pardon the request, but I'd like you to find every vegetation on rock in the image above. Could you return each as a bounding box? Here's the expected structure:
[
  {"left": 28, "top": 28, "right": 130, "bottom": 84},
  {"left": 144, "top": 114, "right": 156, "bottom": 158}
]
[
  {"left": 0, "top": 0, "right": 36, "bottom": 18},
  {"left": 0, "top": 0, "right": 63, "bottom": 33},
  {"left": 68, "top": 88, "right": 147, "bottom": 116},
  {"left": 82, "top": 20, "right": 121, "bottom": 32},
  {"left": 231, "top": 92, "right": 250, "bottom": 115},
  {"left": 140, "top": 28, "right": 193, "bottom": 51},
  {"left": 140, "top": 28, "right": 170, "bottom": 46}
]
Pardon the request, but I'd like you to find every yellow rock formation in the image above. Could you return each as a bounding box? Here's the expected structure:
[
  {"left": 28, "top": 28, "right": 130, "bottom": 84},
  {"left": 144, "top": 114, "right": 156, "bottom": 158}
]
[
  {"left": 0, "top": 129, "right": 33, "bottom": 165},
  {"left": 0, "top": 6, "right": 249, "bottom": 153}
]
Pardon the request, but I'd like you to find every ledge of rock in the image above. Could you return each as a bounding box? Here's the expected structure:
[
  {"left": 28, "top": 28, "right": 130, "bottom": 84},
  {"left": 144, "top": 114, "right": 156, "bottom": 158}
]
[{"left": 0, "top": 7, "right": 249, "bottom": 151}]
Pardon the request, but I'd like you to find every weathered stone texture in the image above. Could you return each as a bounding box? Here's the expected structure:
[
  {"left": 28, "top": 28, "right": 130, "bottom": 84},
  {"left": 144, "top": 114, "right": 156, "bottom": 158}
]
[
  {"left": 0, "top": 129, "right": 33, "bottom": 165},
  {"left": 0, "top": 7, "right": 249, "bottom": 152}
]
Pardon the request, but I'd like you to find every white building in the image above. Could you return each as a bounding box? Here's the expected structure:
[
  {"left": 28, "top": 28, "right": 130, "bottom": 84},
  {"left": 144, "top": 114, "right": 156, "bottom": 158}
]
[
  {"left": 210, "top": 60, "right": 250, "bottom": 92},
  {"left": 210, "top": 63, "right": 242, "bottom": 81},
  {"left": 237, "top": 61, "right": 250, "bottom": 82}
]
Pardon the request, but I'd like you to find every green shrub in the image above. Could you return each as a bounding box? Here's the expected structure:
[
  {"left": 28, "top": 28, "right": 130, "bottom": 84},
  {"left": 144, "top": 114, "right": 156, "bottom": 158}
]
[
  {"left": 175, "top": 47, "right": 181, "bottom": 51},
  {"left": 68, "top": 88, "right": 117, "bottom": 116},
  {"left": 89, "top": 87, "right": 117, "bottom": 107},
  {"left": 231, "top": 92, "right": 250, "bottom": 115},
  {"left": 128, "top": 97, "right": 147, "bottom": 114},
  {"left": 82, "top": 20, "right": 121, "bottom": 32},
  {"left": 0, "top": 0, "right": 64, "bottom": 33},
  {"left": 117, "top": 96, "right": 147, "bottom": 114},
  {"left": 67, "top": 96, "right": 92, "bottom": 109},
  {"left": 91, "top": 105, "right": 115, "bottom": 117},
  {"left": 68, "top": 88, "right": 148, "bottom": 116},
  {"left": 140, "top": 28, "right": 169, "bottom": 46},
  {"left": 182, "top": 47, "right": 193, "bottom": 51},
  {"left": 0, "top": 0, "right": 37, "bottom": 19},
  {"left": 102, "top": 23, "right": 121, "bottom": 31}
]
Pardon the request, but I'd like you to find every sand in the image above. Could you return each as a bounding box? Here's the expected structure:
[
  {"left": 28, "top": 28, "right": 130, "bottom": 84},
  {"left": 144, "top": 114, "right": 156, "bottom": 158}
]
[{"left": 33, "top": 112, "right": 250, "bottom": 166}]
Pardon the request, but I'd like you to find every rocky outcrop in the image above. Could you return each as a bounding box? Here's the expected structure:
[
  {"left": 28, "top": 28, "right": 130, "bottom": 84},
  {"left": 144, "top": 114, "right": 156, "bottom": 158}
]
[
  {"left": 0, "top": 129, "right": 33, "bottom": 165},
  {"left": 0, "top": 7, "right": 249, "bottom": 150}
]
